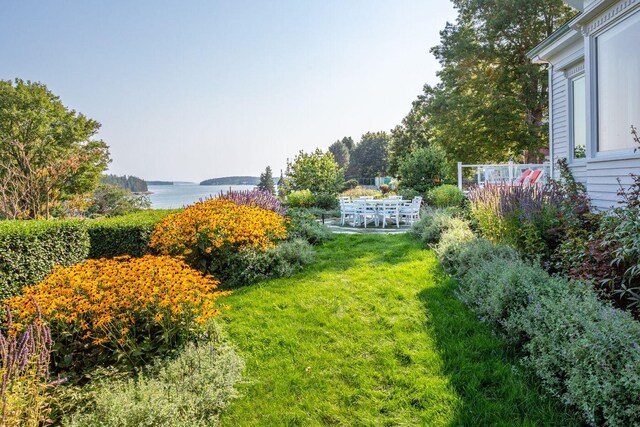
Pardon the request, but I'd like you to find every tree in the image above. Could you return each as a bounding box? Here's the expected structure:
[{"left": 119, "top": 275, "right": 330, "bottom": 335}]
[
  {"left": 388, "top": 101, "right": 432, "bottom": 175},
  {"left": 328, "top": 140, "right": 350, "bottom": 169},
  {"left": 417, "top": 0, "right": 573, "bottom": 165},
  {"left": 101, "top": 174, "right": 148, "bottom": 193},
  {"left": 0, "top": 79, "right": 110, "bottom": 219},
  {"left": 88, "top": 184, "right": 150, "bottom": 217},
  {"left": 286, "top": 149, "right": 343, "bottom": 195},
  {"left": 340, "top": 136, "right": 355, "bottom": 153},
  {"left": 257, "top": 166, "right": 275, "bottom": 194},
  {"left": 346, "top": 132, "right": 390, "bottom": 178},
  {"left": 398, "top": 145, "right": 449, "bottom": 194}
]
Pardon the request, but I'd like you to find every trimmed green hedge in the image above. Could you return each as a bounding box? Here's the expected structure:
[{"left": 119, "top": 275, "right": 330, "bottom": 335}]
[
  {"left": 0, "top": 220, "right": 90, "bottom": 299},
  {"left": 87, "top": 210, "right": 176, "bottom": 259}
]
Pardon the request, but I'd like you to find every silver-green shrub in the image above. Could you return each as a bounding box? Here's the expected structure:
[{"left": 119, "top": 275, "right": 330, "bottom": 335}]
[
  {"left": 436, "top": 234, "right": 640, "bottom": 426},
  {"left": 67, "top": 326, "right": 244, "bottom": 427}
]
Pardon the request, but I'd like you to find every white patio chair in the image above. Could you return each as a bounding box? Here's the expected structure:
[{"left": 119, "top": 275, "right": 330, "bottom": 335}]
[
  {"left": 377, "top": 200, "right": 400, "bottom": 229},
  {"left": 354, "top": 200, "right": 378, "bottom": 228},
  {"left": 385, "top": 195, "right": 402, "bottom": 200},
  {"left": 339, "top": 198, "right": 357, "bottom": 226},
  {"left": 400, "top": 197, "right": 421, "bottom": 225}
]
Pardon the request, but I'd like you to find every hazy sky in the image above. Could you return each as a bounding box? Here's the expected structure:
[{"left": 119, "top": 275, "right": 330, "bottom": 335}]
[{"left": 2, "top": 1, "right": 456, "bottom": 182}]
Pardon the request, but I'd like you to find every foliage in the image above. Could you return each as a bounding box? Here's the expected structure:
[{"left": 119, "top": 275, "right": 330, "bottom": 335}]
[
  {"left": 87, "top": 209, "right": 175, "bottom": 259},
  {"left": 0, "top": 219, "right": 89, "bottom": 300},
  {"left": 217, "top": 189, "right": 284, "bottom": 215},
  {"left": 150, "top": 199, "right": 288, "bottom": 278},
  {"left": 313, "top": 193, "right": 338, "bottom": 210},
  {"left": 7, "top": 256, "right": 229, "bottom": 374},
  {"left": 87, "top": 184, "right": 150, "bottom": 217},
  {"left": 412, "top": 208, "right": 466, "bottom": 245},
  {"left": 388, "top": 102, "right": 431, "bottom": 175},
  {"left": 221, "top": 234, "right": 577, "bottom": 425},
  {"left": 339, "top": 186, "right": 382, "bottom": 199},
  {"left": 346, "top": 132, "right": 390, "bottom": 178},
  {"left": 342, "top": 179, "right": 359, "bottom": 191},
  {"left": 100, "top": 174, "right": 147, "bottom": 193},
  {"left": 426, "top": 184, "right": 464, "bottom": 208},
  {"left": 468, "top": 184, "right": 561, "bottom": 262},
  {"left": 286, "top": 208, "right": 333, "bottom": 245},
  {"left": 285, "top": 149, "right": 343, "bottom": 195},
  {"left": 416, "top": 1, "right": 573, "bottom": 166},
  {"left": 398, "top": 145, "right": 449, "bottom": 193},
  {"left": 219, "top": 239, "right": 315, "bottom": 287},
  {"left": 66, "top": 325, "right": 244, "bottom": 427},
  {"left": 435, "top": 234, "right": 640, "bottom": 427},
  {"left": 398, "top": 187, "right": 422, "bottom": 200},
  {"left": 328, "top": 140, "right": 350, "bottom": 170},
  {"left": 257, "top": 166, "right": 275, "bottom": 195},
  {"left": 286, "top": 189, "right": 316, "bottom": 209},
  {"left": 1, "top": 306, "right": 53, "bottom": 427},
  {"left": 0, "top": 79, "right": 110, "bottom": 219}
]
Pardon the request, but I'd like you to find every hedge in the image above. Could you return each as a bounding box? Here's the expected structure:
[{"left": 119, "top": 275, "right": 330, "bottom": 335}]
[
  {"left": 0, "top": 220, "right": 89, "bottom": 299},
  {"left": 430, "top": 218, "right": 640, "bottom": 427},
  {"left": 87, "top": 210, "right": 176, "bottom": 259}
]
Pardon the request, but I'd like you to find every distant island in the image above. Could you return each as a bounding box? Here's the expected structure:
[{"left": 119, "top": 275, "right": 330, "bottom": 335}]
[
  {"left": 101, "top": 174, "right": 148, "bottom": 193},
  {"left": 200, "top": 176, "right": 261, "bottom": 186}
]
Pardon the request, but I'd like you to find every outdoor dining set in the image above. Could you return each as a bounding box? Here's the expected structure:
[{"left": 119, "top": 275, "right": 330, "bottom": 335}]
[{"left": 338, "top": 196, "right": 422, "bottom": 229}]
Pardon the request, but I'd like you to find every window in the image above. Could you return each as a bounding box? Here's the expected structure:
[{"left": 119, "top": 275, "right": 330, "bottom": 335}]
[
  {"left": 597, "top": 11, "right": 640, "bottom": 152},
  {"left": 571, "top": 75, "right": 586, "bottom": 159}
]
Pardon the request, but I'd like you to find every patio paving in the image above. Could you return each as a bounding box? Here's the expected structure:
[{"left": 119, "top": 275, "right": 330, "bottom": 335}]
[{"left": 321, "top": 217, "right": 412, "bottom": 234}]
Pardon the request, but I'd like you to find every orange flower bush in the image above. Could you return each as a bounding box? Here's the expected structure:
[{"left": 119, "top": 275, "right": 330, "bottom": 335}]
[
  {"left": 149, "top": 199, "right": 288, "bottom": 281},
  {"left": 6, "top": 255, "right": 229, "bottom": 372}
]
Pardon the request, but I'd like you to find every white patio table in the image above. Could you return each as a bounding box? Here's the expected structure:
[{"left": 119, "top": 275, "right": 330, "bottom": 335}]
[{"left": 348, "top": 198, "right": 409, "bottom": 229}]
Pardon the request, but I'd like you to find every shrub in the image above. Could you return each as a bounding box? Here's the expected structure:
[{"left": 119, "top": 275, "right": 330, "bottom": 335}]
[
  {"left": 379, "top": 184, "right": 390, "bottom": 195},
  {"left": 468, "top": 184, "right": 561, "bottom": 262},
  {"left": 286, "top": 208, "right": 333, "bottom": 245},
  {"left": 342, "top": 179, "right": 359, "bottom": 191},
  {"left": 87, "top": 184, "right": 150, "bottom": 217},
  {"left": 412, "top": 208, "right": 461, "bottom": 245},
  {"left": 7, "top": 255, "right": 229, "bottom": 374},
  {"left": 397, "top": 145, "right": 449, "bottom": 194},
  {"left": 313, "top": 193, "right": 339, "bottom": 210},
  {"left": 220, "top": 239, "right": 315, "bottom": 287},
  {"left": 426, "top": 184, "right": 464, "bottom": 208},
  {"left": 433, "top": 219, "right": 476, "bottom": 271},
  {"left": 0, "top": 220, "right": 89, "bottom": 300},
  {"left": 217, "top": 189, "right": 285, "bottom": 215},
  {"left": 1, "top": 306, "right": 53, "bottom": 427},
  {"left": 67, "top": 325, "right": 244, "bottom": 427},
  {"left": 150, "top": 199, "right": 288, "bottom": 277},
  {"left": 339, "top": 186, "right": 382, "bottom": 199},
  {"left": 286, "top": 190, "right": 315, "bottom": 208},
  {"left": 398, "top": 188, "right": 421, "bottom": 201},
  {"left": 87, "top": 210, "right": 175, "bottom": 258},
  {"left": 436, "top": 233, "right": 640, "bottom": 427}
]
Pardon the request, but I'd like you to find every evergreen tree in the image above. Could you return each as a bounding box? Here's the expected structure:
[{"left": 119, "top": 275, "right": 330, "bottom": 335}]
[
  {"left": 346, "top": 132, "right": 391, "bottom": 178},
  {"left": 258, "top": 166, "right": 275, "bottom": 194},
  {"left": 328, "top": 140, "right": 350, "bottom": 169}
]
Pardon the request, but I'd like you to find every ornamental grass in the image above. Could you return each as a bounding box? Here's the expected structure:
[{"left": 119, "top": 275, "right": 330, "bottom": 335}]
[
  {"left": 6, "top": 255, "right": 230, "bottom": 373},
  {"left": 149, "top": 199, "right": 288, "bottom": 276}
]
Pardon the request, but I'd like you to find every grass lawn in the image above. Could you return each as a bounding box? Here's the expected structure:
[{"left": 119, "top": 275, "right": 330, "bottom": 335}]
[{"left": 220, "top": 234, "right": 578, "bottom": 426}]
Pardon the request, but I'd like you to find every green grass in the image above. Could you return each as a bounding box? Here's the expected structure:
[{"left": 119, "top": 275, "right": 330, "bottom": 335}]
[{"left": 220, "top": 234, "right": 579, "bottom": 426}]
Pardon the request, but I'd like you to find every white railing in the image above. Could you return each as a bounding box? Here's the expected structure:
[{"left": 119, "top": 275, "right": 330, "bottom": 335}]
[{"left": 457, "top": 161, "right": 551, "bottom": 191}]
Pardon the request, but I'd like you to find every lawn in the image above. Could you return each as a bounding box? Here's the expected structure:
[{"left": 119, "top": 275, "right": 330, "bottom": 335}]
[{"left": 220, "top": 234, "right": 578, "bottom": 426}]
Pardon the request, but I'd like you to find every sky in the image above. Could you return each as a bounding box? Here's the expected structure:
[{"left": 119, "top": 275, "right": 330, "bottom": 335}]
[{"left": 1, "top": 1, "right": 457, "bottom": 182}]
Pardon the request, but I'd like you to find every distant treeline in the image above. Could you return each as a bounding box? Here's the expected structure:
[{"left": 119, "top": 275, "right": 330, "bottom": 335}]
[
  {"left": 201, "top": 176, "right": 266, "bottom": 186},
  {"left": 101, "top": 174, "right": 148, "bottom": 193}
]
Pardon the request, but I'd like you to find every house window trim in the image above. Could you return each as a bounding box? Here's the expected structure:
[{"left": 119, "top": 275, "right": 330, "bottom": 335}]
[
  {"left": 590, "top": 7, "right": 640, "bottom": 158},
  {"left": 567, "top": 70, "right": 587, "bottom": 163}
]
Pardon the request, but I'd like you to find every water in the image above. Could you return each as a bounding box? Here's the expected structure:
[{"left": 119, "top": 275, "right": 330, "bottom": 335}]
[{"left": 148, "top": 183, "right": 256, "bottom": 209}]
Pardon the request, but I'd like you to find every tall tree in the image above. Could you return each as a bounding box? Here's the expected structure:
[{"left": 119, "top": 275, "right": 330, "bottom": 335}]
[
  {"left": 257, "top": 166, "right": 275, "bottom": 194},
  {"left": 286, "top": 149, "right": 343, "bottom": 195},
  {"left": 419, "top": 0, "right": 573, "bottom": 165},
  {"left": 388, "top": 100, "right": 432, "bottom": 175},
  {"left": 0, "top": 79, "right": 110, "bottom": 219},
  {"left": 340, "top": 136, "right": 355, "bottom": 153},
  {"left": 328, "top": 140, "right": 350, "bottom": 169},
  {"left": 346, "top": 132, "right": 391, "bottom": 178}
]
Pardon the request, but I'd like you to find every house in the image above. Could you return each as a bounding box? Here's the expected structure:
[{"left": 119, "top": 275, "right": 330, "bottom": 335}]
[{"left": 527, "top": 0, "right": 640, "bottom": 209}]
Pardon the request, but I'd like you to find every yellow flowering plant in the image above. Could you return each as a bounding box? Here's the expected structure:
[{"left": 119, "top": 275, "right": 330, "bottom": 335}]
[
  {"left": 6, "top": 255, "right": 229, "bottom": 374},
  {"left": 149, "top": 199, "right": 288, "bottom": 281}
]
